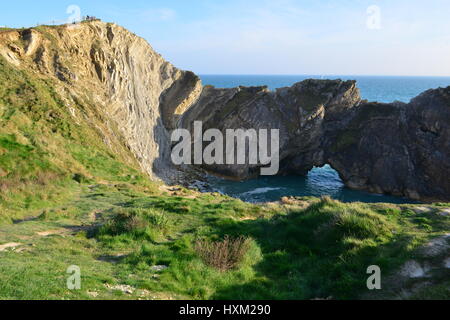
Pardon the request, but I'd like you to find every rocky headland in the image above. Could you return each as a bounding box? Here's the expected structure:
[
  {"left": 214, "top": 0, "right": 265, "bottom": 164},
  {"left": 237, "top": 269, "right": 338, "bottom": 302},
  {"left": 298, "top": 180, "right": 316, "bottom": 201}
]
[{"left": 0, "top": 21, "right": 448, "bottom": 202}]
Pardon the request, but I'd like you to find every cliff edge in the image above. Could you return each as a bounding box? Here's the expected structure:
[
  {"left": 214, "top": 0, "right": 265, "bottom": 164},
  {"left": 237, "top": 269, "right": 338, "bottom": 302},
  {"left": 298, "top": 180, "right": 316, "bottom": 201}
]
[
  {"left": 0, "top": 21, "right": 449, "bottom": 201},
  {"left": 0, "top": 21, "right": 202, "bottom": 182}
]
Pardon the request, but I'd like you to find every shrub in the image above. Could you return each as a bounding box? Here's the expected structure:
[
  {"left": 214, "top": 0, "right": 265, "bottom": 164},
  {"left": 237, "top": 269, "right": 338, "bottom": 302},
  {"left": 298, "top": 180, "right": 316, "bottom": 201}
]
[
  {"left": 38, "top": 208, "right": 77, "bottom": 221},
  {"left": 98, "top": 207, "right": 171, "bottom": 241},
  {"left": 106, "top": 208, "right": 149, "bottom": 235},
  {"left": 147, "top": 210, "right": 170, "bottom": 230},
  {"left": 195, "top": 236, "right": 252, "bottom": 272},
  {"left": 72, "top": 173, "right": 89, "bottom": 184}
]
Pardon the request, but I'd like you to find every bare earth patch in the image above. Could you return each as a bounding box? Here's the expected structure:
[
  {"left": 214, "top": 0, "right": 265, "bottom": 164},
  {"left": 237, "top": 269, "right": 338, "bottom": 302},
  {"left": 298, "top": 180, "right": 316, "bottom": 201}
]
[
  {"left": 413, "top": 206, "right": 433, "bottom": 214},
  {"left": 239, "top": 216, "right": 258, "bottom": 221},
  {"left": 104, "top": 284, "right": 135, "bottom": 294},
  {"left": 400, "top": 260, "right": 430, "bottom": 278},
  {"left": 0, "top": 242, "right": 21, "bottom": 252},
  {"left": 419, "top": 233, "right": 450, "bottom": 258},
  {"left": 159, "top": 185, "right": 199, "bottom": 199},
  {"left": 439, "top": 209, "right": 450, "bottom": 217},
  {"left": 36, "top": 229, "right": 66, "bottom": 237}
]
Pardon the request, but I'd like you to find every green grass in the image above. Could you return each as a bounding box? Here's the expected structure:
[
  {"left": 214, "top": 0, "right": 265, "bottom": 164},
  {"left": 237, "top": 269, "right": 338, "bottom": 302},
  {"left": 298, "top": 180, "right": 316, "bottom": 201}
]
[
  {"left": 1, "top": 182, "right": 448, "bottom": 300},
  {"left": 0, "top": 53, "right": 145, "bottom": 222},
  {"left": 0, "top": 31, "right": 448, "bottom": 300}
]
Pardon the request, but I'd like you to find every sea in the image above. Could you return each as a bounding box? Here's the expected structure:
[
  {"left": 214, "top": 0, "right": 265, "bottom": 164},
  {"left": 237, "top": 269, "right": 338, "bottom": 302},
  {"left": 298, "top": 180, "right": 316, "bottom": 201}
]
[{"left": 199, "top": 75, "right": 450, "bottom": 204}]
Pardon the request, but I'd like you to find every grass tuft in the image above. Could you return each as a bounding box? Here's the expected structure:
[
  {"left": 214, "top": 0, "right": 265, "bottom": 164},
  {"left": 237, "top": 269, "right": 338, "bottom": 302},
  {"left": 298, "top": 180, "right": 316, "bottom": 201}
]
[{"left": 195, "top": 236, "right": 252, "bottom": 272}]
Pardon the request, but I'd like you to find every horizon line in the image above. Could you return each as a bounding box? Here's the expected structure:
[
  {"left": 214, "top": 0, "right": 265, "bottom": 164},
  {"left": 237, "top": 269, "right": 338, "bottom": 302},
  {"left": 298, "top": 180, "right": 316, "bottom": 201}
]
[{"left": 197, "top": 73, "right": 450, "bottom": 78}]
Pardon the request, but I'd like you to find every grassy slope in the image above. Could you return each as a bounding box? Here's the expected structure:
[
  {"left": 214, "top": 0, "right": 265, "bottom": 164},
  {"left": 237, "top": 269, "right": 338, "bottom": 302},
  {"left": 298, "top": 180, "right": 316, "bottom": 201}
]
[
  {"left": 1, "top": 184, "right": 449, "bottom": 300},
  {"left": 0, "top": 55, "right": 147, "bottom": 224},
  {"left": 0, "top": 51, "right": 449, "bottom": 300}
]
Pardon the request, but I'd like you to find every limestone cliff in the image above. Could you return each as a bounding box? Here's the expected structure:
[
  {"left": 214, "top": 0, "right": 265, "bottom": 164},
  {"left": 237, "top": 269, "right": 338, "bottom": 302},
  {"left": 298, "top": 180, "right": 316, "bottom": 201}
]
[
  {"left": 0, "top": 21, "right": 202, "bottom": 181},
  {"left": 0, "top": 21, "right": 448, "bottom": 202}
]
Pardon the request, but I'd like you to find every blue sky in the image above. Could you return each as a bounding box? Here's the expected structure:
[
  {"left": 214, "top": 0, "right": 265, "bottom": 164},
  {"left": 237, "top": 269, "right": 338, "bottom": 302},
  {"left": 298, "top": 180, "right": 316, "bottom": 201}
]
[{"left": 1, "top": 0, "right": 450, "bottom": 76}]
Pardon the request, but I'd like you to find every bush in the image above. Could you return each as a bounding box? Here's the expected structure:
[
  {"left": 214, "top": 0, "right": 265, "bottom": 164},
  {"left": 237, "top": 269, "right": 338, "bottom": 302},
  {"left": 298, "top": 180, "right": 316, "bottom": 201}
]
[
  {"left": 147, "top": 210, "right": 170, "bottom": 230},
  {"left": 72, "top": 173, "right": 89, "bottom": 184},
  {"left": 195, "top": 236, "right": 252, "bottom": 272},
  {"left": 106, "top": 208, "right": 149, "bottom": 235},
  {"left": 98, "top": 207, "right": 171, "bottom": 240}
]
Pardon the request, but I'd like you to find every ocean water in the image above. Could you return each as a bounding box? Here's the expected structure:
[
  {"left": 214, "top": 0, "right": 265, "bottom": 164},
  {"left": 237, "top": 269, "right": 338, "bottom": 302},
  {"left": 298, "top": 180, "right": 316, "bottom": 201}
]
[{"left": 199, "top": 75, "right": 450, "bottom": 203}]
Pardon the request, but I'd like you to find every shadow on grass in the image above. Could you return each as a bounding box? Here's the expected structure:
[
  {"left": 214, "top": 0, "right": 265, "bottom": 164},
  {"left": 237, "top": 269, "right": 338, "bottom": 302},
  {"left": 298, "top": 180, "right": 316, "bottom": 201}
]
[{"left": 207, "top": 201, "right": 425, "bottom": 300}]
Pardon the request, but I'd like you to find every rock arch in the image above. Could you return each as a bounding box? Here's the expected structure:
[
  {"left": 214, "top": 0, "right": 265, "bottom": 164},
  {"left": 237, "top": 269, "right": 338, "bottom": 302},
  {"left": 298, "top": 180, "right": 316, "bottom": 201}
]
[{"left": 179, "top": 80, "right": 450, "bottom": 202}]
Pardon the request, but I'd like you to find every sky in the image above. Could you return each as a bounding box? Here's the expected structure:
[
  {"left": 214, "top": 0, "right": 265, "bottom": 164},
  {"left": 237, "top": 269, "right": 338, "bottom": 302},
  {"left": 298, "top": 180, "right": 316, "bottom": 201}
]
[{"left": 1, "top": 0, "right": 450, "bottom": 76}]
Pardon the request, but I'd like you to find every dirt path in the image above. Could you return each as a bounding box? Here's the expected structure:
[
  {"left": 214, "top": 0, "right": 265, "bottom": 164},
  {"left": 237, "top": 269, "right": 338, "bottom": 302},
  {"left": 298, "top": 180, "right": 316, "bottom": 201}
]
[
  {"left": 0, "top": 227, "right": 85, "bottom": 253},
  {"left": 0, "top": 242, "right": 21, "bottom": 252}
]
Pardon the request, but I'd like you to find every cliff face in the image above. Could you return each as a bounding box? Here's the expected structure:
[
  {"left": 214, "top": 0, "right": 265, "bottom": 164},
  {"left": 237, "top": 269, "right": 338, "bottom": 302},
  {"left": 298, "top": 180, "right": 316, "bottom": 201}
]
[
  {"left": 325, "top": 87, "right": 450, "bottom": 201},
  {"left": 0, "top": 21, "right": 202, "bottom": 181},
  {"left": 179, "top": 80, "right": 362, "bottom": 177},
  {"left": 182, "top": 80, "right": 450, "bottom": 201},
  {"left": 0, "top": 22, "right": 448, "bottom": 201}
]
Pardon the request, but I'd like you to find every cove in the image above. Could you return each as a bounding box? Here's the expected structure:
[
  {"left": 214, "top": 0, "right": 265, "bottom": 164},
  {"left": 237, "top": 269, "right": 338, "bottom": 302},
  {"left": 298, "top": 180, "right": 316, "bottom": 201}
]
[{"left": 208, "top": 165, "right": 419, "bottom": 204}]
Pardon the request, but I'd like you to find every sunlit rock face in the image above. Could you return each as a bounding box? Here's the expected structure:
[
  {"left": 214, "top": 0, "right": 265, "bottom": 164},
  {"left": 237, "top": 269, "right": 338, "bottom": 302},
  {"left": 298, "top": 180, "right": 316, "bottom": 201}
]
[
  {"left": 179, "top": 80, "right": 450, "bottom": 202},
  {"left": 0, "top": 21, "right": 203, "bottom": 181},
  {"left": 1, "top": 21, "right": 448, "bottom": 201}
]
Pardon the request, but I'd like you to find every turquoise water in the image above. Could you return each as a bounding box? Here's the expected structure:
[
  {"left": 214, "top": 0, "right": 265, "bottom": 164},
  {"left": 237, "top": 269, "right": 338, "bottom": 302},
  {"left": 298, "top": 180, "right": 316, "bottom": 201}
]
[{"left": 199, "top": 75, "right": 450, "bottom": 203}]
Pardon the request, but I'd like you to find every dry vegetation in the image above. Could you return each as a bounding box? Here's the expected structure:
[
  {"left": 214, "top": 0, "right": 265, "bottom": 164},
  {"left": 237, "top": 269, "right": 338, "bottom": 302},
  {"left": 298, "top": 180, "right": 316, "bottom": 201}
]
[{"left": 195, "top": 236, "right": 252, "bottom": 272}]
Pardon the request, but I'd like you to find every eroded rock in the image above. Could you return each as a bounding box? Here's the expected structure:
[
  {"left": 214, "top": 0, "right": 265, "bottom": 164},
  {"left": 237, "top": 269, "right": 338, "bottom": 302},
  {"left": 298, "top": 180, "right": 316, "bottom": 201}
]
[
  {"left": 399, "top": 260, "right": 429, "bottom": 279},
  {"left": 1, "top": 21, "right": 448, "bottom": 201},
  {"left": 179, "top": 80, "right": 450, "bottom": 202}
]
